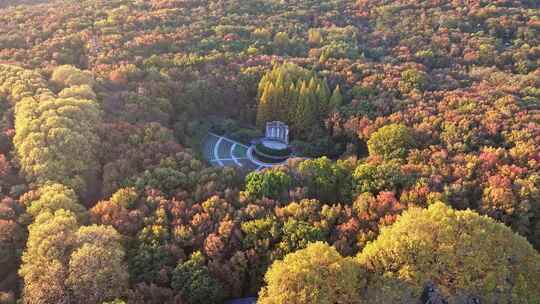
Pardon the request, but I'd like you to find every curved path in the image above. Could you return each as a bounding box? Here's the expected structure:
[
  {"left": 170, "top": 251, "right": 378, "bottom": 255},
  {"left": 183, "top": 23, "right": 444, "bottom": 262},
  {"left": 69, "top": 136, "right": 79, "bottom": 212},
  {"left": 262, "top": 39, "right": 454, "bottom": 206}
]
[
  {"left": 246, "top": 145, "right": 287, "bottom": 168},
  {"left": 230, "top": 143, "right": 242, "bottom": 166},
  {"left": 204, "top": 133, "right": 286, "bottom": 171},
  {"left": 213, "top": 136, "right": 225, "bottom": 166}
]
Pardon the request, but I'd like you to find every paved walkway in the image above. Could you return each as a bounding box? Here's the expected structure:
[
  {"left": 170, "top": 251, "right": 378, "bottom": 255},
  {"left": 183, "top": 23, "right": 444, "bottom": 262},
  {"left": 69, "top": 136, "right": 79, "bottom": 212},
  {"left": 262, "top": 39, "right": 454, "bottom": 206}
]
[{"left": 203, "top": 133, "right": 285, "bottom": 171}]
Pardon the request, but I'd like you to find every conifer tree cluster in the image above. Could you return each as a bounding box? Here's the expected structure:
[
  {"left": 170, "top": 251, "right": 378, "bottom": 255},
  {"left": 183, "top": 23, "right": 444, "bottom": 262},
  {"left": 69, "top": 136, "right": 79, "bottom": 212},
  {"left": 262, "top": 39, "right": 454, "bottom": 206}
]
[{"left": 255, "top": 63, "right": 342, "bottom": 138}]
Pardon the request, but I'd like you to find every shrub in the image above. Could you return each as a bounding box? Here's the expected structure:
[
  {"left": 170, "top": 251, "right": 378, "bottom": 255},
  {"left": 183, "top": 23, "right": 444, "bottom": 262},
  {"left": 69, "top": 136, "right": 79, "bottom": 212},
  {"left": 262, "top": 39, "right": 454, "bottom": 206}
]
[{"left": 255, "top": 142, "right": 291, "bottom": 158}]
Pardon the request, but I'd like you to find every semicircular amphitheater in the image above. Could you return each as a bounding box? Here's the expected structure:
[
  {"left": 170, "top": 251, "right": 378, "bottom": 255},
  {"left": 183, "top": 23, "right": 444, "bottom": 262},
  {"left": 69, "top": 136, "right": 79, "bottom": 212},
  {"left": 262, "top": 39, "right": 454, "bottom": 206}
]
[{"left": 203, "top": 121, "right": 293, "bottom": 171}]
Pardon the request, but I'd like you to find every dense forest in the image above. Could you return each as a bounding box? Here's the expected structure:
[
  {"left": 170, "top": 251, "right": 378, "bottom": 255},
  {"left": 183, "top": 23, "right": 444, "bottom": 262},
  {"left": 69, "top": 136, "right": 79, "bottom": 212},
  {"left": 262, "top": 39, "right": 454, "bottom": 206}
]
[{"left": 0, "top": 0, "right": 539, "bottom": 303}]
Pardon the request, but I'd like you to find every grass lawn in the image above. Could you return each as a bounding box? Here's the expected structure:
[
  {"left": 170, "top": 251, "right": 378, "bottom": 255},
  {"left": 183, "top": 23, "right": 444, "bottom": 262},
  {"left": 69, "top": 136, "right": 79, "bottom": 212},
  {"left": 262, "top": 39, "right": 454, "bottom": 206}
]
[{"left": 233, "top": 144, "right": 248, "bottom": 158}]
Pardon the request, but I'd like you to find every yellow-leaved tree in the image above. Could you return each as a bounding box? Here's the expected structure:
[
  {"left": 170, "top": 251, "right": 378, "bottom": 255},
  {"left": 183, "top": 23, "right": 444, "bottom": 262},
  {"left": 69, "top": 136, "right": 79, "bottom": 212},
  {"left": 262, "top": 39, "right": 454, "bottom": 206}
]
[
  {"left": 14, "top": 95, "right": 101, "bottom": 194},
  {"left": 357, "top": 202, "right": 540, "bottom": 303},
  {"left": 24, "top": 183, "right": 87, "bottom": 220},
  {"left": 258, "top": 242, "right": 362, "bottom": 304}
]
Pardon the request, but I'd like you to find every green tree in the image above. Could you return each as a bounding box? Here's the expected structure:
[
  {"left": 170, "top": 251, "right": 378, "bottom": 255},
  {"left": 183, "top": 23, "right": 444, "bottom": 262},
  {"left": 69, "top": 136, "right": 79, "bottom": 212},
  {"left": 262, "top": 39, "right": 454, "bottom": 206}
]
[
  {"left": 367, "top": 123, "right": 414, "bottom": 159},
  {"left": 256, "top": 84, "right": 273, "bottom": 128},
  {"left": 276, "top": 219, "right": 327, "bottom": 257},
  {"left": 241, "top": 217, "right": 281, "bottom": 254},
  {"left": 329, "top": 85, "right": 343, "bottom": 110},
  {"left": 255, "top": 63, "right": 330, "bottom": 136},
  {"left": 129, "top": 243, "right": 175, "bottom": 285},
  {"left": 294, "top": 81, "right": 318, "bottom": 136},
  {"left": 297, "top": 157, "right": 352, "bottom": 203},
  {"left": 352, "top": 159, "right": 411, "bottom": 195},
  {"left": 357, "top": 202, "right": 540, "bottom": 303},
  {"left": 129, "top": 206, "right": 175, "bottom": 285},
  {"left": 399, "top": 68, "right": 429, "bottom": 92},
  {"left": 171, "top": 252, "right": 224, "bottom": 304},
  {"left": 315, "top": 81, "right": 331, "bottom": 116},
  {"left": 258, "top": 242, "right": 362, "bottom": 304},
  {"left": 245, "top": 169, "right": 292, "bottom": 200}
]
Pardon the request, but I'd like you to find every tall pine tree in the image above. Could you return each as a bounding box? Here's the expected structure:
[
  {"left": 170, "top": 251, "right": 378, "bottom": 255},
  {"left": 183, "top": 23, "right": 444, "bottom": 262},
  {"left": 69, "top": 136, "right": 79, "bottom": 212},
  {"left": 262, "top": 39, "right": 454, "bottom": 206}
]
[
  {"left": 329, "top": 85, "right": 343, "bottom": 110},
  {"left": 294, "top": 81, "right": 318, "bottom": 137},
  {"left": 256, "top": 63, "right": 332, "bottom": 137},
  {"left": 256, "top": 83, "right": 272, "bottom": 128}
]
